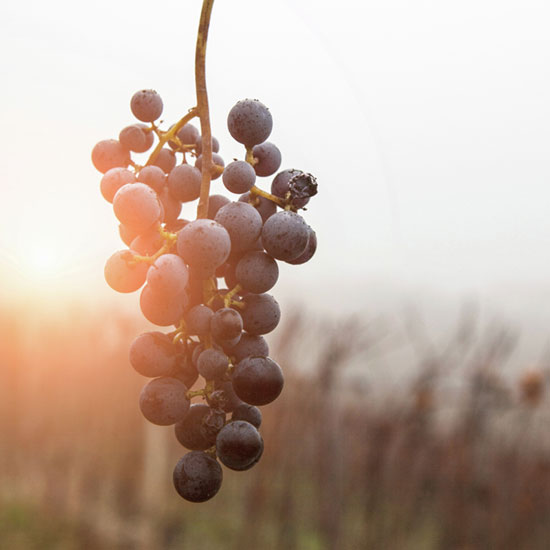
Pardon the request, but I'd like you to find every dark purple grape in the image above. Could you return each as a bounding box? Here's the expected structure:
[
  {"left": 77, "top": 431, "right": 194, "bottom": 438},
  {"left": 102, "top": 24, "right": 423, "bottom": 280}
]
[
  {"left": 175, "top": 404, "right": 223, "bottom": 450},
  {"left": 146, "top": 254, "right": 189, "bottom": 298},
  {"left": 167, "top": 164, "right": 202, "bottom": 202},
  {"left": 129, "top": 331, "right": 181, "bottom": 378},
  {"left": 197, "top": 348, "right": 228, "bottom": 380},
  {"left": 216, "top": 420, "right": 263, "bottom": 470},
  {"left": 139, "top": 376, "right": 189, "bottom": 425},
  {"left": 100, "top": 167, "right": 136, "bottom": 203},
  {"left": 232, "top": 356, "right": 284, "bottom": 406},
  {"left": 214, "top": 202, "right": 262, "bottom": 252},
  {"left": 139, "top": 284, "right": 185, "bottom": 326},
  {"left": 271, "top": 169, "right": 317, "bottom": 208},
  {"left": 207, "top": 194, "right": 230, "bottom": 219},
  {"left": 130, "top": 89, "right": 163, "bottom": 122},
  {"left": 286, "top": 227, "right": 317, "bottom": 265},
  {"left": 171, "top": 352, "right": 199, "bottom": 389},
  {"left": 252, "top": 142, "right": 281, "bottom": 177},
  {"left": 225, "top": 333, "right": 269, "bottom": 363},
  {"left": 185, "top": 305, "right": 214, "bottom": 337},
  {"left": 222, "top": 160, "right": 256, "bottom": 194},
  {"left": 113, "top": 183, "right": 162, "bottom": 233},
  {"left": 152, "top": 148, "right": 177, "bottom": 173},
  {"left": 91, "top": 139, "right": 130, "bottom": 173},
  {"left": 231, "top": 403, "right": 262, "bottom": 429},
  {"left": 227, "top": 99, "right": 272, "bottom": 147},
  {"left": 195, "top": 152, "right": 225, "bottom": 180},
  {"left": 119, "top": 124, "right": 153, "bottom": 153},
  {"left": 261, "top": 210, "right": 309, "bottom": 262},
  {"left": 240, "top": 293, "right": 280, "bottom": 336},
  {"left": 177, "top": 219, "right": 231, "bottom": 275},
  {"left": 138, "top": 165, "right": 166, "bottom": 194},
  {"left": 238, "top": 192, "right": 277, "bottom": 222},
  {"left": 173, "top": 451, "right": 222, "bottom": 502},
  {"left": 211, "top": 308, "right": 243, "bottom": 345},
  {"left": 235, "top": 251, "right": 278, "bottom": 294},
  {"left": 211, "top": 380, "right": 244, "bottom": 412},
  {"left": 104, "top": 250, "right": 148, "bottom": 293}
]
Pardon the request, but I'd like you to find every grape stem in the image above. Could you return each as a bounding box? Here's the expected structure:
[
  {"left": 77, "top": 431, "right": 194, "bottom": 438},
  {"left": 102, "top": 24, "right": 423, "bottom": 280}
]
[
  {"left": 195, "top": 0, "right": 216, "bottom": 219},
  {"left": 145, "top": 108, "right": 198, "bottom": 167},
  {"left": 249, "top": 185, "right": 287, "bottom": 208}
]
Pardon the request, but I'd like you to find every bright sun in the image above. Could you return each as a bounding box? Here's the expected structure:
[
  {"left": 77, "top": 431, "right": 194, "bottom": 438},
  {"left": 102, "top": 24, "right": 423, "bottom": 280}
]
[{"left": 26, "top": 245, "right": 61, "bottom": 277}]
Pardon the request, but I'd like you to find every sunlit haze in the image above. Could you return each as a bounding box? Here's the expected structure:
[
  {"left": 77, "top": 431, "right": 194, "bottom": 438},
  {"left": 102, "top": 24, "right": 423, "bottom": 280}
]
[{"left": 1, "top": 0, "right": 549, "bottom": 364}]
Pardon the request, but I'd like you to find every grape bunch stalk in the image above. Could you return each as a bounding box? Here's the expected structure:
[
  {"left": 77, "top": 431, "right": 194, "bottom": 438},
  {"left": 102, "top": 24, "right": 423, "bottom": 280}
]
[{"left": 91, "top": 0, "right": 318, "bottom": 503}]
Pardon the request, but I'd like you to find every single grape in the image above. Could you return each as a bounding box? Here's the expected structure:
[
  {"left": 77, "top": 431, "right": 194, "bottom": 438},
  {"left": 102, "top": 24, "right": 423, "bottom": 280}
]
[
  {"left": 195, "top": 152, "right": 225, "bottom": 179},
  {"left": 175, "top": 404, "right": 223, "bottom": 450},
  {"left": 286, "top": 227, "right": 317, "bottom": 265},
  {"left": 167, "top": 164, "right": 202, "bottom": 202},
  {"left": 130, "top": 331, "right": 182, "bottom": 377},
  {"left": 214, "top": 201, "right": 262, "bottom": 252},
  {"left": 130, "top": 227, "right": 164, "bottom": 256},
  {"left": 139, "top": 376, "right": 189, "bottom": 425},
  {"left": 211, "top": 308, "right": 243, "bottom": 345},
  {"left": 230, "top": 436, "right": 263, "bottom": 471},
  {"left": 176, "top": 219, "right": 231, "bottom": 275},
  {"left": 137, "top": 165, "right": 166, "bottom": 194},
  {"left": 252, "top": 142, "right": 281, "bottom": 177},
  {"left": 177, "top": 123, "right": 200, "bottom": 147},
  {"left": 235, "top": 251, "right": 278, "bottom": 294},
  {"left": 104, "top": 250, "right": 148, "bottom": 293},
  {"left": 210, "top": 380, "right": 244, "bottom": 412},
  {"left": 197, "top": 348, "right": 228, "bottom": 380},
  {"left": 119, "top": 124, "right": 153, "bottom": 153},
  {"left": 240, "top": 293, "right": 280, "bottom": 335},
  {"left": 130, "top": 89, "right": 163, "bottom": 122},
  {"left": 185, "top": 305, "right": 214, "bottom": 337},
  {"left": 152, "top": 148, "right": 177, "bottom": 173},
  {"left": 146, "top": 254, "right": 189, "bottom": 298},
  {"left": 238, "top": 191, "right": 276, "bottom": 222},
  {"left": 171, "top": 351, "right": 199, "bottom": 389},
  {"left": 100, "top": 168, "right": 136, "bottom": 203},
  {"left": 225, "top": 333, "right": 269, "bottom": 363},
  {"left": 227, "top": 99, "right": 272, "bottom": 147},
  {"left": 112, "top": 183, "right": 162, "bottom": 233},
  {"left": 139, "top": 284, "right": 186, "bottom": 326},
  {"left": 271, "top": 169, "right": 316, "bottom": 208},
  {"left": 222, "top": 160, "right": 256, "bottom": 194},
  {"left": 173, "top": 451, "right": 223, "bottom": 503},
  {"left": 216, "top": 420, "right": 263, "bottom": 471},
  {"left": 232, "top": 356, "right": 284, "bottom": 406},
  {"left": 91, "top": 139, "right": 130, "bottom": 173},
  {"left": 231, "top": 403, "right": 262, "bottom": 429},
  {"left": 207, "top": 194, "right": 230, "bottom": 219},
  {"left": 261, "top": 210, "right": 309, "bottom": 261}
]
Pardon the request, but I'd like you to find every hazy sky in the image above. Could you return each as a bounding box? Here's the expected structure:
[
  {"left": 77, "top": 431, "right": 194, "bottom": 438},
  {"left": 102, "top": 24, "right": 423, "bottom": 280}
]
[{"left": 1, "top": 0, "right": 550, "bottom": 335}]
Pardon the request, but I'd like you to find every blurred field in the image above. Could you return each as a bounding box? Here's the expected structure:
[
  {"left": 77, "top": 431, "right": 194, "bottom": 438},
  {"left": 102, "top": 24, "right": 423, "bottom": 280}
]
[{"left": 1, "top": 302, "right": 550, "bottom": 549}]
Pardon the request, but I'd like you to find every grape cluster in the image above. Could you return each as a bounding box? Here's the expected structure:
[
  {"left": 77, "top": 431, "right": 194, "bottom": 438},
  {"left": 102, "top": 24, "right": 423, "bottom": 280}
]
[{"left": 92, "top": 90, "right": 318, "bottom": 502}]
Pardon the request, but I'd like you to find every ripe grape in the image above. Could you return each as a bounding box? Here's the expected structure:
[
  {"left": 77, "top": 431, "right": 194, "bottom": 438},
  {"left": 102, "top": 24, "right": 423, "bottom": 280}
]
[
  {"left": 118, "top": 223, "right": 140, "bottom": 247},
  {"left": 158, "top": 187, "right": 182, "bottom": 225},
  {"left": 129, "top": 331, "right": 181, "bottom": 378},
  {"left": 177, "top": 219, "right": 231, "bottom": 274},
  {"left": 227, "top": 99, "right": 272, "bottom": 147},
  {"left": 261, "top": 210, "right": 309, "bottom": 261},
  {"left": 214, "top": 201, "right": 262, "bottom": 252},
  {"left": 91, "top": 139, "right": 130, "bottom": 173},
  {"left": 173, "top": 451, "right": 223, "bottom": 503},
  {"left": 175, "top": 404, "right": 222, "bottom": 450},
  {"left": 231, "top": 403, "right": 262, "bottom": 429},
  {"left": 100, "top": 168, "right": 136, "bottom": 203},
  {"left": 104, "top": 250, "right": 148, "bottom": 293},
  {"left": 240, "top": 293, "right": 281, "bottom": 335},
  {"left": 207, "top": 194, "right": 230, "bottom": 219},
  {"left": 139, "top": 376, "right": 190, "bottom": 425},
  {"left": 225, "top": 333, "right": 269, "bottom": 363},
  {"left": 287, "top": 227, "right": 317, "bottom": 265},
  {"left": 185, "top": 304, "right": 214, "bottom": 337},
  {"left": 130, "top": 228, "right": 164, "bottom": 256},
  {"left": 195, "top": 152, "right": 225, "bottom": 179},
  {"left": 210, "top": 308, "right": 243, "bottom": 345},
  {"left": 130, "top": 89, "right": 163, "bottom": 122},
  {"left": 222, "top": 160, "right": 256, "bottom": 194},
  {"left": 232, "top": 356, "right": 284, "bottom": 406},
  {"left": 146, "top": 254, "right": 189, "bottom": 298},
  {"left": 119, "top": 124, "right": 154, "bottom": 153},
  {"left": 252, "top": 142, "right": 281, "bottom": 177},
  {"left": 210, "top": 380, "right": 243, "bottom": 412},
  {"left": 176, "top": 123, "right": 200, "bottom": 147},
  {"left": 235, "top": 251, "right": 278, "bottom": 294},
  {"left": 138, "top": 165, "right": 166, "bottom": 194},
  {"left": 238, "top": 191, "right": 276, "bottom": 222},
  {"left": 216, "top": 420, "right": 263, "bottom": 470},
  {"left": 113, "top": 183, "right": 162, "bottom": 233},
  {"left": 152, "top": 148, "right": 177, "bottom": 173},
  {"left": 196, "top": 348, "right": 228, "bottom": 380},
  {"left": 167, "top": 164, "right": 202, "bottom": 202},
  {"left": 139, "top": 284, "right": 186, "bottom": 326}
]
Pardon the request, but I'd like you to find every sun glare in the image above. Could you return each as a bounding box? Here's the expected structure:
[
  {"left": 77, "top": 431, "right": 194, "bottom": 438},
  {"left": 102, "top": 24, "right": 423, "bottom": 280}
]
[{"left": 26, "top": 245, "right": 60, "bottom": 278}]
